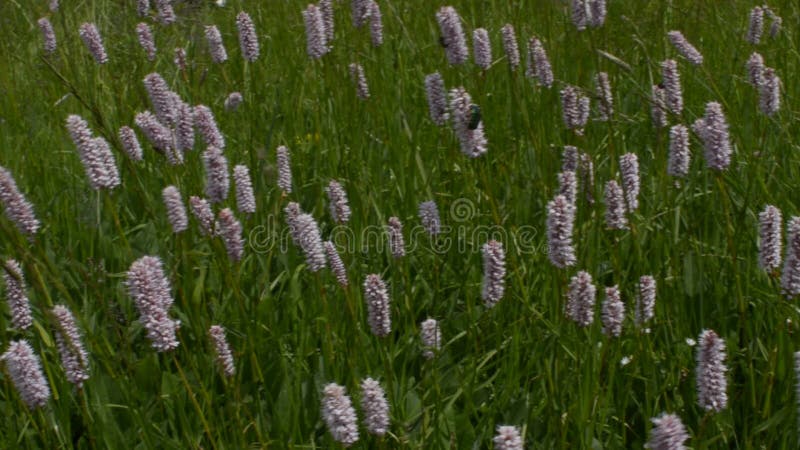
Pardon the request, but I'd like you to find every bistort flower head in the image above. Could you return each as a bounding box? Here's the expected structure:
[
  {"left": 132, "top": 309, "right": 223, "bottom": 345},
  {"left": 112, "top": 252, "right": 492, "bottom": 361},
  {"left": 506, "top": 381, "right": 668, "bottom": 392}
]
[
  {"left": 482, "top": 240, "right": 506, "bottom": 308},
  {"left": 696, "top": 329, "right": 728, "bottom": 412},
  {"left": 364, "top": 274, "right": 391, "bottom": 337},
  {"left": 546, "top": 195, "right": 577, "bottom": 268},
  {"left": 759, "top": 205, "right": 782, "bottom": 272},
  {"left": 493, "top": 425, "right": 524, "bottom": 450},
  {"left": 436, "top": 6, "right": 468, "bottom": 65},
  {"left": 209, "top": 325, "right": 235, "bottom": 377},
  {"left": 236, "top": 11, "right": 259, "bottom": 62},
  {"left": 321, "top": 383, "right": 359, "bottom": 446},
  {"left": 360, "top": 377, "right": 390, "bottom": 436},
  {"left": 52, "top": 305, "right": 90, "bottom": 388},
  {"left": 125, "top": 256, "right": 181, "bottom": 352},
  {"left": 0, "top": 166, "right": 40, "bottom": 237},
  {"left": 567, "top": 271, "right": 596, "bottom": 326},
  {"left": 1, "top": 340, "right": 51, "bottom": 409},
  {"left": 645, "top": 413, "right": 689, "bottom": 450}
]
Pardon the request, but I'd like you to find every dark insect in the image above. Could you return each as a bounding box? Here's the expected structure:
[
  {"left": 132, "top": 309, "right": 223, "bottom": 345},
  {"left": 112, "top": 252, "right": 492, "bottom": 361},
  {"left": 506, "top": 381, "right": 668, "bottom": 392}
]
[
  {"left": 468, "top": 104, "right": 481, "bottom": 130},
  {"left": 439, "top": 36, "right": 448, "bottom": 48}
]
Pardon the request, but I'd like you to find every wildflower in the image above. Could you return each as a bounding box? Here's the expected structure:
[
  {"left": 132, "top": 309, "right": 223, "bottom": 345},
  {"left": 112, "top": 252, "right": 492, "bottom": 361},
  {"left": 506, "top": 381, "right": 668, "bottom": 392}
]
[
  {"left": 155, "top": 0, "right": 175, "bottom": 25},
  {"left": 595, "top": 72, "right": 613, "bottom": 121},
  {"left": 493, "top": 425, "right": 524, "bottom": 450},
  {"left": 349, "top": 63, "right": 370, "bottom": 100},
  {"left": 321, "top": 383, "right": 359, "bottom": 446},
  {"left": 360, "top": 378, "right": 390, "bottom": 436},
  {"left": 205, "top": 25, "right": 227, "bottom": 63},
  {"left": 500, "top": 24, "right": 520, "bottom": 71},
  {"left": 567, "top": 271, "right": 596, "bottom": 326},
  {"left": 766, "top": 9, "right": 781, "bottom": 38},
  {"left": 419, "top": 200, "right": 441, "bottom": 236},
  {"left": 79, "top": 23, "right": 108, "bottom": 64},
  {"left": 424, "top": 72, "right": 449, "bottom": 126},
  {"left": 236, "top": 11, "right": 259, "bottom": 62},
  {"left": 635, "top": 275, "right": 656, "bottom": 326},
  {"left": 284, "top": 202, "right": 303, "bottom": 245},
  {"left": 386, "top": 217, "right": 405, "bottom": 258},
  {"left": 294, "top": 213, "right": 327, "bottom": 272},
  {"left": 588, "top": 0, "right": 607, "bottom": 27},
  {"left": 661, "top": 59, "right": 683, "bottom": 115},
  {"left": 137, "top": 0, "right": 150, "bottom": 16},
  {"left": 319, "top": 0, "right": 334, "bottom": 41},
  {"left": 604, "top": 180, "right": 627, "bottom": 229},
  {"left": 449, "top": 87, "right": 488, "bottom": 157},
  {"left": 546, "top": 195, "right": 577, "bottom": 268},
  {"left": 225, "top": 92, "right": 243, "bottom": 111},
  {"left": 758, "top": 205, "right": 782, "bottom": 272},
  {"left": 667, "top": 31, "right": 703, "bottom": 65},
  {"left": 136, "top": 23, "right": 156, "bottom": 61},
  {"left": 364, "top": 274, "right": 391, "bottom": 337},
  {"left": 326, "top": 180, "right": 351, "bottom": 224},
  {"left": 571, "top": 0, "right": 590, "bottom": 30},
  {"left": 368, "top": 1, "right": 383, "bottom": 47},
  {"left": 525, "top": 38, "right": 553, "bottom": 87},
  {"left": 560, "top": 85, "right": 590, "bottom": 134},
  {"left": 602, "top": 286, "right": 624, "bottom": 337},
  {"left": 1, "top": 340, "right": 50, "bottom": 409},
  {"left": 189, "top": 196, "right": 215, "bottom": 236},
  {"left": 472, "top": 28, "right": 492, "bottom": 70},
  {"left": 174, "top": 47, "right": 187, "bottom": 71},
  {"left": 66, "top": 115, "right": 120, "bottom": 189},
  {"left": 3, "top": 259, "right": 32, "bottom": 330},
  {"left": 194, "top": 105, "right": 225, "bottom": 149},
  {"left": 651, "top": 84, "right": 668, "bottom": 128},
  {"left": 619, "top": 153, "right": 640, "bottom": 212},
  {"left": 696, "top": 102, "right": 732, "bottom": 171},
  {"left": 563, "top": 146, "right": 579, "bottom": 172},
  {"left": 51, "top": 305, "right": 90, "bottom": 388},
  {"left": 747, "top": 52, "right": 764, "bottom": 86},
  {"left": 667, "top": 124, "right": 690, "bottom": 177},
  {"left": 126, "top": 256, "right": 181, "bottom": 352},
  {"left": 747, "top": 6, "right": 764, "bottom": 45},
  {"left": 781, "top": 217, "right": 800, "bottom": 298},
  {"left": 0, "top": 166, "right": 40, "bottom": 237},
  {"left": 209, "top": 325, "right": 235, "bottom": 377},
  {"left": 203, "top": 146, "right": 230, "bottom": 204},
  {"left": 217, "top": 208, "right": 244, "bottom": 262},
  {"left": 162, "top": 186, "right": 188, "bottom": 233},
  {"left": 482, "top": 240, "right": 506, "bottom": 308},
  {"left": 174, "top": 99, "right": 195, "bottom": 152},
  {"left": 276, "top": 145, "right": 292, "bottom": 193},
  {"left": 696, "top": 329, "right": 728, "bottom": 412},
  {"left": 758, "top": 67, "right": 780, "bottom": 116},
  {"left": 134, "top": 111, "right": 175, "bottom": 155},
  {"left": 351, "top": 0, "right": 368, "bottom": 27},
  {"left": 143, "top": 72, "right": 176, "bottom": 127},
  {"left": 38, "top": 18, "right": 56, "bottom": 54},
  {"left": 558, "top": 171, "right": 577, "bottom": 205},
  {"left": 324, "top": 241, "right": 348, "bottom": 287},
  {"left": 303, "top": 4, "right": 328, "bottom": 59},
  {"left": 420, "top": 318, "right": 441, "bottom": 359},
  {"left": 436, "top": 6, "right": 468, "bottom": 65},
  {"left": 645, "top": 413, "right": 689, "bottom": 450},
  {"left": 119, "top": 126, "right": 143, "bottom": 161},
  {"left": 232, "top": 165, "right": 255, "bottom": 214}
]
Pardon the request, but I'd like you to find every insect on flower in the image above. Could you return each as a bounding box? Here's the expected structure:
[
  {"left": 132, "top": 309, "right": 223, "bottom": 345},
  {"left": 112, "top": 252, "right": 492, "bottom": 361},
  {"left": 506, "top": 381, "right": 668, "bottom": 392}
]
[{"left": 468, "top": 104, "right": 481, "bottom": 130}]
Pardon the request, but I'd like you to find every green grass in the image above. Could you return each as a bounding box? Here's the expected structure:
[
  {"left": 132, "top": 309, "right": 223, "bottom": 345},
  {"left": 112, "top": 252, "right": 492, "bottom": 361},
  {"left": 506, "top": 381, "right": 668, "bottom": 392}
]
[{"left": 1, "top": 0, "right": 799, "bottom": 448}]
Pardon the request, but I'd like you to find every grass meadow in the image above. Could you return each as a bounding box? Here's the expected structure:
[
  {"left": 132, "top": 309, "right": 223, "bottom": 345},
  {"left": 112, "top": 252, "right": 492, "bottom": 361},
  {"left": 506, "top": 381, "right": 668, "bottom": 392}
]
[{"left": 1, "top": 0, "right": 799, "bottom": 448}]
